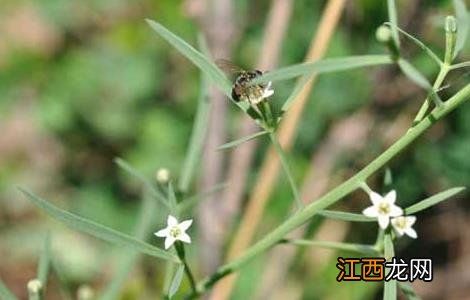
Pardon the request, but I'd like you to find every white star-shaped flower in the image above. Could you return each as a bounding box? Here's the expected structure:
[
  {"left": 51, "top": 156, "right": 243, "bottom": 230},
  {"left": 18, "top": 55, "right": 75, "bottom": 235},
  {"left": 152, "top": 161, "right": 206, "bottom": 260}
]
[
  {"left": 249, "top": 81, "right": 274, "bottom": 104},
  {"left": 391, "top": 216, "right": 417, "bottom": 239},
  {"left": 362, "top": 190, "right": 403, "bottom": 229},
  {"left": 154, "top": 215, "right": 193, "bottom": 249}
]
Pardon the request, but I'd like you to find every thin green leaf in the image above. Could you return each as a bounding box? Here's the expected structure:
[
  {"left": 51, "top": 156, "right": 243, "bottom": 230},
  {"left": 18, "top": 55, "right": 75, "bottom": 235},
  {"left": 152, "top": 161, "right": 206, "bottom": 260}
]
[
  {"left": 178, "top": 183, "right": 227, "bottom": 213},
  {"left": 100, "top": 191, "right": 158, "bottom": 300},
  {"left": 398, "top": 282, "right": 422, "bottom": 300},
  {"left": 450, "top": 61, "right": 470, "bottom": 70},
  {"left": 146, "top": 20, "right": 231, "bottom": 96},
  {"left": 168, "top": 183, "right": 178, "bottom": 216},
  {"left": 384, "top": 22, "right": 442, "bottom": 65},
  {"left": 397, "top": 58, "right": 443, "bottom": 106},
  {"left": 168, "top": 265, "right": 185, "bottom": 299},
  {"left": 19, "top": 188, "right": 179, "bottom": 263},
  {"left": 453, "top": 0, "right": 469, "bottom": 58},
  {"left": 281, "top": 239, "right": 378, "bottom": 255},
  {"left": 405, "top": 187, "right": 465, "bottom": 214},
  {"left": 383, "top": 233, "right": 396, "bottom": 300},
  {"left": 37, "top": 232, "right": 51, "bottom": 286},
  {"left": 115, "top": 158, "right": 169, "bottom": 209},
  {"left": 387, "top": 0, "right": 400, "bottom": 48},
  {"left": 251, "top": 55, "right": 393, "bottom": 84},
  {"left": 317, "top": 210, "right": 376, "bottom": 222},
  {"left": 217, "top": 131, "right": 268, "bottom": 151},
  {"left": 0, "top": 279, "right": 17, "bottom": 300},
  {"left": 178, "top": 34, "right": 211, "bottom": 193}
]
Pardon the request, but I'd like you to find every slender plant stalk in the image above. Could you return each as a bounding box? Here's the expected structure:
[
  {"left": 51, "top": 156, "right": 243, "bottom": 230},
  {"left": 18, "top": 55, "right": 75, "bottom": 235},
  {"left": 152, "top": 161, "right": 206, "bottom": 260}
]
[
  {"left": 268, "top": 132, "right": 303, "bottom": 210},
  {"left": 174, "top": 242, "right": 197, "bottom": 294},
  {"left": 187, "top": 83, "right": 470, "bottom": 298}
]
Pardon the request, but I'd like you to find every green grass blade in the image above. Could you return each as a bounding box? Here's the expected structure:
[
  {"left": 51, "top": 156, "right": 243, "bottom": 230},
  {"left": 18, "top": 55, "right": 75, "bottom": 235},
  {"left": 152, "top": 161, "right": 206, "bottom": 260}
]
[
  {"left": 0, "top": 279, "right": 17, "bottom": 300},
  {"left": 450, "top": 61, "right": 470, "bottom": 70},
  {"left": 384, "top": 22, "right": 442, "bottom": 65},
  {"left": 115, "top": 158, "right": 169, "bottom": 209},
  {"left": 405, "top": 187, "right": 465, "bottom": 214},
  {"left": 179, "top": 35, "right": 211, "bottom": 193},
  {"left": 397, "top": 58, "right": 443, "bottom": 106},
  {"left": 398, "top": 282, "right": 422, "bottom": 300},
  {"left": 168, "top": 265, "right": 185, "bottom": 299},
  {"left": 37, "top": 232, "right": 52, "bottom": 287},
  {"left": 318, "top": 210, "right": 376, "bottom": 222},
  {"left": 387, "top": 0, "right": 400, "bottom": 48},
  {"left": 383, "top": 233, "right": 396, "bottom": 300},
  {"left": 178, "top": 183, "right": 227, "bottom": 213},
  {"left": 100, "top": 191, "right": 158, "bottom": 300},
  {"left": 146, "top": 20, "right": 231, "bottom": 96},
  {"left": 251, "top": 55, "right": 393, "bottom": 84},
  {"left": 453, "top": 0, "right": 469, "bottom": 58},
  {"left": 217, "top": 131, "right": 268, "bottom": 151},
  {"left": 19, "top": 188, "right": 178, "bottom": 262},
  {"left": 281, "top": 75, "right": 311, "bottom": 113},
  {"left": 281, "top": 239, "right": 378, "bottom": 255}
]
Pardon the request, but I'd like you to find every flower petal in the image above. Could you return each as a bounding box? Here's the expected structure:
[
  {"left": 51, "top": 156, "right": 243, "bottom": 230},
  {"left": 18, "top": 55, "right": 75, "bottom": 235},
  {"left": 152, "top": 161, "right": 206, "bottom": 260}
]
[
  {"left": 263, "top": 89, "right": 274, "bottom": 98},
  {"left": 154, "top": 228, "right": 169, "bottom": 237},
  {"left": 369, "top": 192, "right": 383, "bottom": 205},
  {"left": 362, "top": 206, "right": 378, "bottom": 217},
  {"left": 389, "top": 204, "right": 403, "bottom": 217},
  {"left": 405, "top": 228, "right": 417, "bottom": 239},
  {"left": 407, "top": 215, "right": 417, "bottom": 226},
  {"left": 384, "top": 190, "right": 397, "bottom": 204},
  {"left": 164, "top": 236, "right": 176, "bottom": 249},
  {"left": 378, "top": 215, "right": 390, "bottom": 229},
  {"left": 167, "top": 215, "right": 178, "bottom": 227},
  {"left": 179, "top": 219, "right": 193, "bottom": 231},
  {"left": 178, "top": 233, "right": 191, "bottom": 244}
]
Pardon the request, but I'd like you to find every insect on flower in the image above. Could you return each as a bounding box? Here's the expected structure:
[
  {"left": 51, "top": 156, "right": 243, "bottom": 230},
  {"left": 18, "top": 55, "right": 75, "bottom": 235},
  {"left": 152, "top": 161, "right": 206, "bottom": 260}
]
[{"left": 216, "top": 59, "right": 274, "bottom": 105}]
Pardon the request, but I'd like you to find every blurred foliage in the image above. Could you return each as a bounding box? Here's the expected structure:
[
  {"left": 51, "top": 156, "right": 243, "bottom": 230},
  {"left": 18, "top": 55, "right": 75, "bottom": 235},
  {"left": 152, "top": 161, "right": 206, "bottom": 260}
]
[{"left": 0, "top": 0, "right": 468, "bottom": 299}]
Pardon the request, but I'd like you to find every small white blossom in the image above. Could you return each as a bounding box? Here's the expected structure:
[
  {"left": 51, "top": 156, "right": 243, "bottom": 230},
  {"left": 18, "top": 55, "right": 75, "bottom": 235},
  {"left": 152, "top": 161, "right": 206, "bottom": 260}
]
[
  {"left": 155, "top": 215, "right": 192, "bottom": 249},
  {"left": 249, "top": 81, "right": 274, "bottom": 104},
  {"left": 362, "top": 190, "right": 403, "bottom": 229},
  {"left": 27, "top": 279, "right": 42, "bottom": 294},
  {"left": 391, "top": 216, "right": 417, "bottom": 239}
]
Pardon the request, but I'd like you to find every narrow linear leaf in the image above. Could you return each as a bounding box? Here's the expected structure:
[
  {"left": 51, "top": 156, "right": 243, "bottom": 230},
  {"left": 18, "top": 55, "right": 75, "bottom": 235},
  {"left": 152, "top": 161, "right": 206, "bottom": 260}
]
[
  {"left": 281, "top": 239, "right": 378, "bottom": 255},
  {"left": 453, "top": 0, "right": 469, "bottom": 58},
  {"left": 384, "top": 22, "right": 442, "bottom": 65},
  {"left": 178, "top": 183, "right": 227, "bottom": 213},
  {"left": 37, "top": 232, "right": 51, "bottom": 286},
  {"left": 217, "top": 131, "right": 268, "bottom": 151},
  {"left": 251, "top": 55, "right": 393, "bottom": 84},
  {"left": 0, "top": 279, "right": 17, "bottom": 300},
  {"left": 115, "top": 158, "right": 169, "bottom": 209},
  {"left": 398, "top": 282, "right": 422, "bottom": 300},
  {"left": 19, "top": 188, "right": 179, "bottom": 262},
  {"left": 100, "top": 191, "right": 158, "bottom": 300},
  {"left": 450, "top": 61, "right": 470, "bottom": 70},
  {"left": 146, "top": 20, "right": 231, "bottom": 96},
  {"left": 168, "top": 265, "right": 185, "bottom": 299},
  {"left": 383, "top": 233, "right": 396, "bottom": 300},
  {"left": 397, "top": 58, "right": 442, "bottom": 106},
  {"left": 318, "top": 210, "right": 376, "bottom": 222},
  {"left": 405, "top": 187, "right": 465, "bottom": 214},
  {"left": 179, "top": 34, "right": 211, "bottom": 193},
  {"left": 281, "top": 75, "right": 311, "bottom": 113},
  {"left": 168, "top": 183, "right": 178, "bottom": 216},
  {"left": 387, "top": 0, "right": 400, "bottom": 48}
]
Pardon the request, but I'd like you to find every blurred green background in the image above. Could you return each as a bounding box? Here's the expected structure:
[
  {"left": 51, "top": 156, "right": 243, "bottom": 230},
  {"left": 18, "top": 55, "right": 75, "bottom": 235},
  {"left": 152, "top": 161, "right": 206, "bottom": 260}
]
[{"left": 0, "top": 0, "right": 469, "bottom": 299}]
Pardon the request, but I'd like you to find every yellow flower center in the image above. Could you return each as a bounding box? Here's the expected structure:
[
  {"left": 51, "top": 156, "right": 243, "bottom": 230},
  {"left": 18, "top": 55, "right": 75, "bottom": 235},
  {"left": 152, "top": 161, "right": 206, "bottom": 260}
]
[
  {"left": 394, "top": 217, "right": 407, "bottom": 229},
  {"left": 378, "top": 202, "right": 390, "bottom": 215},
  {"left": 169, "top": 226, "right": 181, "bottom": 238}
]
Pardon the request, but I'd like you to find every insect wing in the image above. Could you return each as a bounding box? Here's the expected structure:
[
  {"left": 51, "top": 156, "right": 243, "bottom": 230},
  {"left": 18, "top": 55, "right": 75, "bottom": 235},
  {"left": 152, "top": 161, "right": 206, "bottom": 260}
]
[{"left": 215, "top": 59, "right": 245, "bottom": 74}]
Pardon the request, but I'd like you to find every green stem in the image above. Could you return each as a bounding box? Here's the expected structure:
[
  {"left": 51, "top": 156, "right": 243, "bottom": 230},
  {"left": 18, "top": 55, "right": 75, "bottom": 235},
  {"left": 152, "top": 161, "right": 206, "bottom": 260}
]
[
  {"left": 280, "top": 239, "right": 378, "bottom": 255},
  {"left": 411, "top": 65, "right": 449, "bottom": 126},
  {"left": 174, "top": 242, "right": 197, "bottom": 294},
  {"left": 269, "top": 132, "right": 303, "bottom": 210},
  {"left": 188, "top": 83, "right": 470, "bottom": 298}
]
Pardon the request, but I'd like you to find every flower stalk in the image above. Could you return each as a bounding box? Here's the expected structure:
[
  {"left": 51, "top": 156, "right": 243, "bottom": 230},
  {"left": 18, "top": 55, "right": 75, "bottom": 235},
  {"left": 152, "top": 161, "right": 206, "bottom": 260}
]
[{"left": 174, "top": 242, "right": 197, "bottom": 294}]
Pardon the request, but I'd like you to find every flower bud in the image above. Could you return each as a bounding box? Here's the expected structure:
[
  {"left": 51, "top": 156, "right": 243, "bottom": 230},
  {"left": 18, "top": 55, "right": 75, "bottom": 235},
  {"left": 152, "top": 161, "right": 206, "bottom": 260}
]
[
  {"left": 156, "top": 168, "right": 170, "bottom": 184},
  {"left": 445, "top": 16, "right": 457, "bottom": 33},
  {"left": 376, "top": 25, "right": 392, "bottom": 43},
  {"left": 27, "top": 279, "right": 42, "bottom": 294},
  {"left": 77, "top": 285, "right": 94, "bottom": 300}
]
